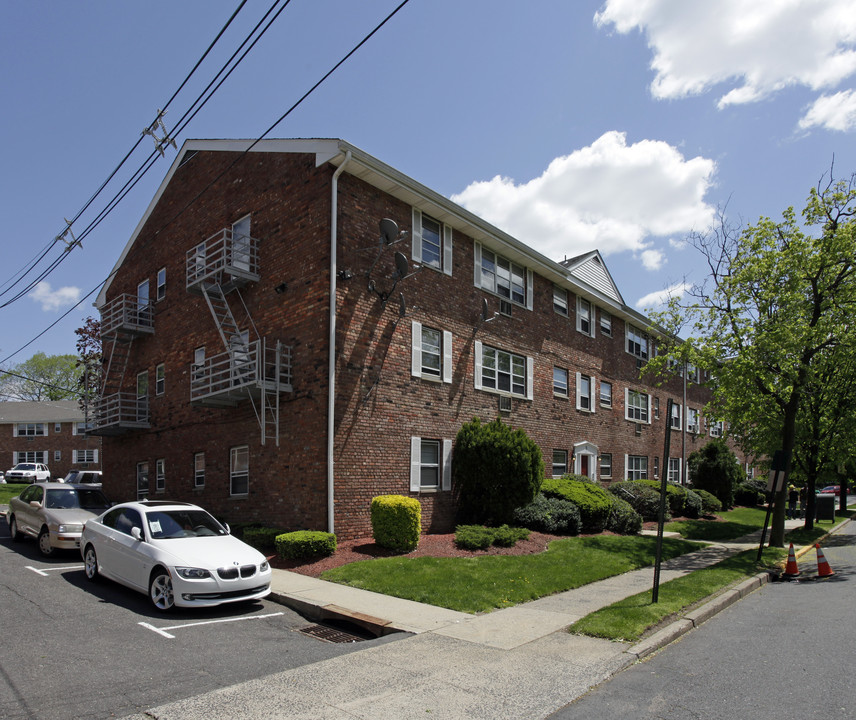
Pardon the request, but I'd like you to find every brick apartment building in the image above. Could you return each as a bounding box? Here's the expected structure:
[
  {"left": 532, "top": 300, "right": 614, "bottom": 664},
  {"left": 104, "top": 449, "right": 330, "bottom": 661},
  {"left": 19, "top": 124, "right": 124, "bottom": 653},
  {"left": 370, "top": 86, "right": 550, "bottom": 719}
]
[
  {"left": 1, "top": 400, "right": 101, "bottom": 479},
  {"left": 91, "top": 138, "right": 745, "bottom": 539}
]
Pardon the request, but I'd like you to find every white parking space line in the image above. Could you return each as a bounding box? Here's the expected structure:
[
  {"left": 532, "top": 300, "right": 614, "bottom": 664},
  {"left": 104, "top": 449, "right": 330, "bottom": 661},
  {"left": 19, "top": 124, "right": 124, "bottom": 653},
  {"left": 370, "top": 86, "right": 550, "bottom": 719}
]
[
  {"left": 26, "top": 565, "right": 83, "bottom": 576},
  {"left": 139, "top": 611, "right": 285, "bottom": 639}
]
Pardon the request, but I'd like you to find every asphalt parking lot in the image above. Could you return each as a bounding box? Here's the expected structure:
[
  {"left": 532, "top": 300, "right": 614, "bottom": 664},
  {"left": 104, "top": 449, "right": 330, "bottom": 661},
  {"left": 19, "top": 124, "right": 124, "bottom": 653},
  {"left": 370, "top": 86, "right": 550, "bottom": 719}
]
[{"left": 0, "top": 514, "right": 399, "bottom": 720}]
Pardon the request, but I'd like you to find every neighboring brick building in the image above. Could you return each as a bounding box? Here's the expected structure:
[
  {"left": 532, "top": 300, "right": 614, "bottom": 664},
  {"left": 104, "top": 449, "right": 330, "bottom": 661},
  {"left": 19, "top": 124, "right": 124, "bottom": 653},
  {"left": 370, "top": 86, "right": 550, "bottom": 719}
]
[
  {"left": 92, "top": 138, "right": 746, "bottom": 539},
  {"left": 1, "top": 400, "right": 101, "bottom": 480}
]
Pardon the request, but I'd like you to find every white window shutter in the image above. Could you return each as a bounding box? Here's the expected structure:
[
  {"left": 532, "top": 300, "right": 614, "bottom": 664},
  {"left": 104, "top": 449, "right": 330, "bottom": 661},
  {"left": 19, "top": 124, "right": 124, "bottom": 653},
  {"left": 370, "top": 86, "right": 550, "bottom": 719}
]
[
  {"left": 526, "top": 269, "right": 534, "bottom": 310},
  {"left": 591, "top": 376, "right": 597, "bottom": 414},
  {"left": 13, "top": 425, "right": 18, "bottom": 437},
  {"left": 442, "top": 224, "right": 453, "bottom": 276},
  {"left": 474, "top": 340, "right": 483, "bottom": 390},
  {"left": 575, "top": 372, "right": 582, "bottom": 410},
  {"left": 526, "top": 356, "right": 534, "bottom": 400},
  {"left": 410, "top": 437, "right": 421, "bottom": 491},
  {"left": 473, "top": 242, "right": 482, "bottom": 288},
  {"left": 624, "top": 387, "right": 630, "bottom": 421},
  {"left": 624, "top": 454, "right": 629, "bottom": 479},
  {"left": 411, "top": 321, "right": 422, "bottom": 378},
  {"left": 647, "top": 394, "right": 652, "bottom": 424},
  {"left": 442, "top": 330, "right": 453, "bottom": 383},
  {"left": 412, "top": 208, "right": 422, "bottom": 264},
  {"left": 442, "top": 439, "right": 452, "bottom": 491}
]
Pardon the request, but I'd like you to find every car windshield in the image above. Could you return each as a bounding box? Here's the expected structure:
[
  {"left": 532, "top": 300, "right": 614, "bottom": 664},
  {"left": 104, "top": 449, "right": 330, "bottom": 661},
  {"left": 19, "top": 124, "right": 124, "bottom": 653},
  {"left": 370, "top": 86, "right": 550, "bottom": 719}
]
[
  {"left": 145, "top": 509, "right": 228, "bottom": 539},
  {"left": 15, "top": 464, "right": 36, "bottom": 471},
  {"left": 44, "top": 488, "right": 110, "bottom": 510}
]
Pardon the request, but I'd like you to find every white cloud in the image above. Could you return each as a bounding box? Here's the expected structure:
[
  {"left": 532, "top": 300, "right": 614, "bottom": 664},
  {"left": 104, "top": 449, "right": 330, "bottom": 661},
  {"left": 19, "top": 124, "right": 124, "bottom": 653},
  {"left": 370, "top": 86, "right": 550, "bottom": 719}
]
[
  {"left": 635, "top": 281, "right": 690, "bottom": 311},
  {"left": 451, "top": 131, "right": 715, "bottom": 263},
  {"left": 29, "top": 281, "right": 81, "bottom": 311},
  {"left": 799, "top": 89, "right": 856, "bottom": 131},
  {"left": 595, "top": 0, "right": 856, "bottom": 109},
  {"left": 640, "top": 249, "right": 665, "bottom": 271}
]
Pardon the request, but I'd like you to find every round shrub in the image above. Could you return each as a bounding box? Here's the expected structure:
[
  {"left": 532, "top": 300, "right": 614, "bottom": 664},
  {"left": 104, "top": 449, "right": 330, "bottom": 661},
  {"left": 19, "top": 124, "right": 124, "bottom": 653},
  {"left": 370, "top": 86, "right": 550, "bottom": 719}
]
[
  {"left": 606, "top": 496, "right": 642, "bottom": 535},
  {"left": 371, "top": 495, "right": 421, "bottom": 552},
  {"left": 636, "top": 479, "right": 688, "bottom": 516},
  {"left": 692, "top": 487, "right": 723, "bottom": 516},
  {"left": 512, "top": 494, "right": 581, "bottom": 535},
  {"left": 453, "top": 417, "right": 543, "bottom": 525},
  {"left": 243, "top": 526, "right": 288, "bottom": 551},
  {"left": 682, "top": 488, "right": 704, "bottom": 518},
  {"left": 607, "top": 481, "right": 664, "bottom": 522},
  {"left": 734, "top": 482, "right": 764, "bottom": 507},
  {"left": 275, "top": 530, "right": 337, "bottom": 560},
  {"left": 541, "top": 476, "right": 612, "bottom": 532}
]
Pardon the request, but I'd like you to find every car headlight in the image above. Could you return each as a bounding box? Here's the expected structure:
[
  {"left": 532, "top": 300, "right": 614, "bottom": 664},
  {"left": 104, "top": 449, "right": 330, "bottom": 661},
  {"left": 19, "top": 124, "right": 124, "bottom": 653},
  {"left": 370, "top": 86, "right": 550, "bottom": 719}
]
[
  {"left": 260, "top": 560, "right": 270, "bottom": 572},
  {"left": 175, "top": 567, "right": 212, "bottom": 579},
  {"left": 58, "top": 524, "right": 84, "bottom": 533}
]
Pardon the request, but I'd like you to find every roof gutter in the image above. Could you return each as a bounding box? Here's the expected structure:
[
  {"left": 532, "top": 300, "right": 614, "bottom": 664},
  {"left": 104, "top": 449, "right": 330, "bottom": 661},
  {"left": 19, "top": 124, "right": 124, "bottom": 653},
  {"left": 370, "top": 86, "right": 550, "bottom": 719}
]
[{"left": 327, "top": 150, "right": 351, "bottom": 534}]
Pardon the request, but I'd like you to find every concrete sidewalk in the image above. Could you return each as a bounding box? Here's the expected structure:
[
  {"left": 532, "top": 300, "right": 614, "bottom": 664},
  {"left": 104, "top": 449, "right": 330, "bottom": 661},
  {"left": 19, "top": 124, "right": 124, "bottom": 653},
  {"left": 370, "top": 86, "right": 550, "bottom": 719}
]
[{"left": 133, "top": 519, "right": 831, "bottom": 720}]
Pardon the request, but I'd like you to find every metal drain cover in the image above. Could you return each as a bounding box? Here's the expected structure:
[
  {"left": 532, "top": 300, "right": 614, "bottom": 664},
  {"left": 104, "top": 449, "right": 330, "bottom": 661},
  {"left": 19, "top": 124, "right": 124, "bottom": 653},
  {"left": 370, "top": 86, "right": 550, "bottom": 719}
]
[{"left": 298, "top": 623, "right": 368, "bottom": 643}]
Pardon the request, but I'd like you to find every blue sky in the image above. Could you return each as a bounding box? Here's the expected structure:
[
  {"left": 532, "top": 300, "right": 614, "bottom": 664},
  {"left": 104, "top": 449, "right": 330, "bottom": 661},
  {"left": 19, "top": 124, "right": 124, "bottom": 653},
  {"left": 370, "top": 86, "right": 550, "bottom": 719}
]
[{"left": 2, "top": 0, "right": 855, "bottom": 365}]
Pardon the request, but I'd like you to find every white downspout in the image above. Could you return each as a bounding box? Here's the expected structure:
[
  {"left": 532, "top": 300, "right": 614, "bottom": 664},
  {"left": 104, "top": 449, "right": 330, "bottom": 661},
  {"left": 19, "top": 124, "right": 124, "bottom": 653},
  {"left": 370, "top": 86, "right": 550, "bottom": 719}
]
[{"left": 328, "top": 151, "right": 351, "bottom": 534}]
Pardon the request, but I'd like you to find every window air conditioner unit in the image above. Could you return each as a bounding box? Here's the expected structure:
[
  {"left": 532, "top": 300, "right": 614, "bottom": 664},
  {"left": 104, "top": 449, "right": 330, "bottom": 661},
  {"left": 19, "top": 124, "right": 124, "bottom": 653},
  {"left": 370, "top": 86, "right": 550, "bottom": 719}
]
[
  {"left": 499, "top": 299, "right": 512, "bottom": 316},
  {"left": 498, "top": 395, "right": 512, "bottom": 413}
]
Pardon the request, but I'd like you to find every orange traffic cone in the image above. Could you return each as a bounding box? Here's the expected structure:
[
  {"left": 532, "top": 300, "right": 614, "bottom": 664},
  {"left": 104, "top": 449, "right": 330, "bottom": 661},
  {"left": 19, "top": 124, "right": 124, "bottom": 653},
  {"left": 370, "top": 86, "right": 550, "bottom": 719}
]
[
  {"left": 783, "top": 543, "right": 800, "bottom": 577},
  {"left": 815, "top": 544, "right": 835, "bottom": 577}
]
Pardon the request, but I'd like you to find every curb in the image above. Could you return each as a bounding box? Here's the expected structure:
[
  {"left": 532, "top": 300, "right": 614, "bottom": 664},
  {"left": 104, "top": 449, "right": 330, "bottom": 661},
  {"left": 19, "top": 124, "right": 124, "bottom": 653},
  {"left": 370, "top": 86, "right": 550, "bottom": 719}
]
[{"left": 626, "top": 571, "right": 770, "bottom": 660}]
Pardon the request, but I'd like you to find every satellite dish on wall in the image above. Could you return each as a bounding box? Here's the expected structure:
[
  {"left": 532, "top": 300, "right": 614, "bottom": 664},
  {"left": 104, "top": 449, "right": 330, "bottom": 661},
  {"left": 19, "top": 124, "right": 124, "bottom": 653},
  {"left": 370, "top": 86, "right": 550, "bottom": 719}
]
[
  {"left": 394, "top": 251, "right": 409, "bottom": 280},
  {"left": 380, "top": 218, "right": 399, "bottom": 246}
]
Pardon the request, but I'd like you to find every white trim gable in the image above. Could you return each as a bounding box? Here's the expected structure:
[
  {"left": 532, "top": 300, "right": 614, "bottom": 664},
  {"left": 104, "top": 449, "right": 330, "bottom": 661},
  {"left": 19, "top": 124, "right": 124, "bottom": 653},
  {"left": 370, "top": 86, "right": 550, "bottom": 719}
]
[{"left": 562, "top": 250, "right": 624, "bottom": 305}]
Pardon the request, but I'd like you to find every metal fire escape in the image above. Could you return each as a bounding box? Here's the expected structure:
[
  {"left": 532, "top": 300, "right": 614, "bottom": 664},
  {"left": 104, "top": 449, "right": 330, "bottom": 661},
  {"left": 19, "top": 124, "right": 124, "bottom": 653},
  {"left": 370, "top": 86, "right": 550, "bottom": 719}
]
[
  {"left": 186, "top": 227, "right": 292, "bottom": 445},
  {"left": 90, "top": 294, "right": 153, "bottom": 434}
]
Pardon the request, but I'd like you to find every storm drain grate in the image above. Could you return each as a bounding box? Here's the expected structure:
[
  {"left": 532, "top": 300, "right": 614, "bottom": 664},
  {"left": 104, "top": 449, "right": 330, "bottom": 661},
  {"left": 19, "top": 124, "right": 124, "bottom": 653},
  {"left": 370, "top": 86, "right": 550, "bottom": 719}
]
[{"left": 297, "top": 623, "right": 370, "bottom": 643}]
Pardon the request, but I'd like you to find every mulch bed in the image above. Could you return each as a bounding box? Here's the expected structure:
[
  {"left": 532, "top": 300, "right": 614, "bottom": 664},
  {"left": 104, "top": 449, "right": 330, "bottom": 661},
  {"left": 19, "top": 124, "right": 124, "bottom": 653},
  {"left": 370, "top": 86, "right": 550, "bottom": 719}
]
[{"left": 268, "top": 530, "right": 565, "bottom": 578}]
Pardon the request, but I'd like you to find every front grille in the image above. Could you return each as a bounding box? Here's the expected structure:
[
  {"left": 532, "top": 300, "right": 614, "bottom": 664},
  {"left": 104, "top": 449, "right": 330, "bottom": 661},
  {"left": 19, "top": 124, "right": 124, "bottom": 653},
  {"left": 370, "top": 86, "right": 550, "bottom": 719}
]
[
  {"left": 217, "top": 564, "right": 257, "bottom": 580},
  {"left": 183, "top": 584, "right": 269, "bottom": 601}
]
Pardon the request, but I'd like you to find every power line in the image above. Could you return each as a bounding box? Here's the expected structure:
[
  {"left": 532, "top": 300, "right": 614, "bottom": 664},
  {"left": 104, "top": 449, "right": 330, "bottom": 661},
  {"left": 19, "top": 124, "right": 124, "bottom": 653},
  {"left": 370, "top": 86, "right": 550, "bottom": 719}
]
[
  {"left": 1, "top": 0, "right": 414, "bottom": 365},
  {"left": 0, "top": 0, "right": 252, "bottom": 306}
]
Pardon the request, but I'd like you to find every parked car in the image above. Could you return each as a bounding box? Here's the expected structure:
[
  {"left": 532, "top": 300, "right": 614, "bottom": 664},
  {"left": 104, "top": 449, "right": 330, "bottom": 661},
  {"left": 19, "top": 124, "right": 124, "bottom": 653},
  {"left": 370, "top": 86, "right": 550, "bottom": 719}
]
[
  {"left": 5, "top": 463, "right": 51, "bottom": 483},
  {"left": 80, "top": 500, "right": 271, "bottom": 611},
  {"left": 63, "top": 470, "right": 102, "bottom": 485},
  {"left": 818, "top": 485, "right": 841, "bottom": 495},
  {"left": 7, "top": 483, "right": 111, "bottom": 556}
]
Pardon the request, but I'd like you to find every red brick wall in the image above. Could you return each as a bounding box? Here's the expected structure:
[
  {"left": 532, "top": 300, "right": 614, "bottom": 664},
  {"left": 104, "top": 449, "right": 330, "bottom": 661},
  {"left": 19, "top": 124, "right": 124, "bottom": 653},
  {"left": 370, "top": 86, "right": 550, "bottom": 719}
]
[
  {"left": 100, "top": 149, "right": 749, "bottom": 540},
  {"left": 2, "top": 422, "right": 101, "bottom": 481}
]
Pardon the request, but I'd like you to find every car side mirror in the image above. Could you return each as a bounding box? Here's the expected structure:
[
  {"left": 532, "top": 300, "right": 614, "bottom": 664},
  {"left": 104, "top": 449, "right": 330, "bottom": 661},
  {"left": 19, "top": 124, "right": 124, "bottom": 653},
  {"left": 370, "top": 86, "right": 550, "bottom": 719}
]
[
  {"left": 131, "top": 527, "right": 143, "bottom": 542},
  {"left": 30, "top": 500, "right": 42, "bottom": 509},
  {"left": 224, "top": 523, "right": 231, "bottom": 535}
]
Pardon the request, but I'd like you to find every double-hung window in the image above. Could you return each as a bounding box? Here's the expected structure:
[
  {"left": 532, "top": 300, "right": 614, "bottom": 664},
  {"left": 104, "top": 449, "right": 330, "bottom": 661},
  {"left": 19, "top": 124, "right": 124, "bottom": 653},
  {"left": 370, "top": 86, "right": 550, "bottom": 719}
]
[
  {"left": 194, "top": 452, "right": 205, "bottom": 488},
  {"left": 553, "top": 367, "right": 569, "bottom": 397},
  {"left": 686, "top": 408, "right": 699, "bottom": 434},
  {"left": 668, "top": 458, "right": 682, "bottom": 484},
  {"left": 552, "top": 450, "right": 568, "bottom": 478},
  {"left": 577, "top": 297, "right": 594, "bottom": 336},
  {"left": 553, "top": 286, "right": 568, "bottom": 316},
  {"left": 15, "top": 423, "right": 46, "bottom": 437},
  {"left": 412, "top": 209, "right": 452, "bottom": 275},
  {"left": 625, "top": 389, "right": 650, "bottom": 423},
  {"left": 137, "top": 462, "right": 149, "bottom": 499},
  {"left": 710, "top": 419, "right": 724, "bottom": 438},
  {"left": 156, "top": 267, "right": 166, "bottom": 301},
  {"left": 671, "top": 403, "right": 682, "bottom": 429},
  {"left": 230, "top": 445, "right": 249, "bottom": 496},
  {"left": 474, "top": 243, "right": 532, "bottom": 309},
  {"left": 599, "top": 380, "right": 612, "bottom": 408},
  {"left": 411, "top": 322, "right": 452, "bottom": 383},
  {"left": 599, "top": 453, "right": 613, "bottom": 479},
  {"left": 156, "top": 458, "right": 165, "bottom": 492},
  {"left": 410, "top": 437, "right": 452, "bottom": 491},
  {"left": 475, "top": 342, "right": 532, "bottom": 399},
  {"left": 600, "top": 310, "right": 612, "bottom": 336},
  {"left": 73, "top": 449, "right": 98, "bottom": 464},
  {"left": 626, "top": 324, "right": 649, "bottom": 361},
  {"left": 626, "top": 455, "right": 648, "bottom": 481},
  {"left": 156, "top": 363, "right": 165, "bottom": 395},
  {"left": 576, "top": 373, "right": 594, "bottom": 411}
]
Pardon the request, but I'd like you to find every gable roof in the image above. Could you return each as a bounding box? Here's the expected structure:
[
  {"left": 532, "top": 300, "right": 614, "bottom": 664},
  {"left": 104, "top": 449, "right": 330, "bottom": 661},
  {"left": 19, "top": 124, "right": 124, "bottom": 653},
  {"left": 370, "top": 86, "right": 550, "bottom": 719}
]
[
  {"left": 0, "top": 400, "right": 84, "bottom": 424},
  {"left": 560, "top": 251, "right": 624, "bottom": 305}
]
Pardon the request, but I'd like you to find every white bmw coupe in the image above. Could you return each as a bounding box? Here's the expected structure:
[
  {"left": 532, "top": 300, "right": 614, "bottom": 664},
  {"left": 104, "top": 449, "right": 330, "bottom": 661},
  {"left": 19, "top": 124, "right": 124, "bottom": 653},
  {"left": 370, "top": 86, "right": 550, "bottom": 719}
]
[{"left": 80, "top": 499, "right": 271, "bottom": 611}]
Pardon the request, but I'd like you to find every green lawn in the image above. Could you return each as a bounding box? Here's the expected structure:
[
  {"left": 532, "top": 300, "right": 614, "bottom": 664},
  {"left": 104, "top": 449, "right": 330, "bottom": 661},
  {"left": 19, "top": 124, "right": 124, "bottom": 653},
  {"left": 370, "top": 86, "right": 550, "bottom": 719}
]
[
  {"left": 321, "top": 535, "right": 702, "bottom": 614},
  {"left": 0, "top": 483, "right": 28, "bottom": 505},
  {"left": 570, "top": 546, "right": 788, "bottom": 642},
  {"left": 665, "top": 506, "right": 768, "bottom": 541}
]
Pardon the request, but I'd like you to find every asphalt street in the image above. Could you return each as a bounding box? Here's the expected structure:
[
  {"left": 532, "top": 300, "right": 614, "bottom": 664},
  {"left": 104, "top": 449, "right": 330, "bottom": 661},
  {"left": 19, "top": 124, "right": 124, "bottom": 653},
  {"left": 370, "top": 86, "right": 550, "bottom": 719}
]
[{"left": 547, "top": 520, "right": 856, "bottom": 720}]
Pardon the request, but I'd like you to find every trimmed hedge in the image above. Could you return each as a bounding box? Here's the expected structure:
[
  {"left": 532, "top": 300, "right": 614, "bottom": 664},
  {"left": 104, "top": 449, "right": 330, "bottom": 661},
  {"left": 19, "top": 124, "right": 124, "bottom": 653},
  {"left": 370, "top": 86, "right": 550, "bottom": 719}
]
[
  {"left": 692, "top": 487, "right": 723, "bottom": 516},
  {"left": 541, "top": 475, "right": 612, "bottom": 532},
  {"left": 241, "top": 526, "right": 288, "bottom": 551},
  {"left": 606, "top": 496, "right": 642, "bottom": 535},
  {"left": 454, "top": 524, "right": 530, "bottom": 550},
  {"left": 607, "top": 480, "right": 664, "bottom": 522},
  {"left": 371, "top": 494, "right": 421, "bottom": 552},
  {"left": 512, "top": 493, "right": 581, "bottom": 535},
  {"left": 275, "top": 530, "right": 337, "bottom": 560},
  {"left": 635, "top": 479, "right": 703, "bottom": 518}
]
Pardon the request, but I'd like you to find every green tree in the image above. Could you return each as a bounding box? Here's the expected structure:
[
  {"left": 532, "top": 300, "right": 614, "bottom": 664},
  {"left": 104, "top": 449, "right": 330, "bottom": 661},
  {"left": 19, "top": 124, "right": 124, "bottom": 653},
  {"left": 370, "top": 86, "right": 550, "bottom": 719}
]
[
  {"left": 0, "top": 352, "right": 82, "bottom": 401},
  {"left": 687, "top": 440, "right": 743, "bottom": 509},
  {"left": 648, "top": 173, "right": 856, "bottom": 546},
  {"left": 452, "top": 417, "right": 543, "bottom": 525}
]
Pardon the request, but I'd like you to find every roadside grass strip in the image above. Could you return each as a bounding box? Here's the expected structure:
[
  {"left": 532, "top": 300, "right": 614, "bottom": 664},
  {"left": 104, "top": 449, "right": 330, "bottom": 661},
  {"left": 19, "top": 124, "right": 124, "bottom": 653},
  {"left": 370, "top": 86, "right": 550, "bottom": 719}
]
[
  {"left": 321, "top": 535, "right": 702, "bottom": 614},
  {"left": 569, "top": 547, "right": 788, "bottom": 643}
]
